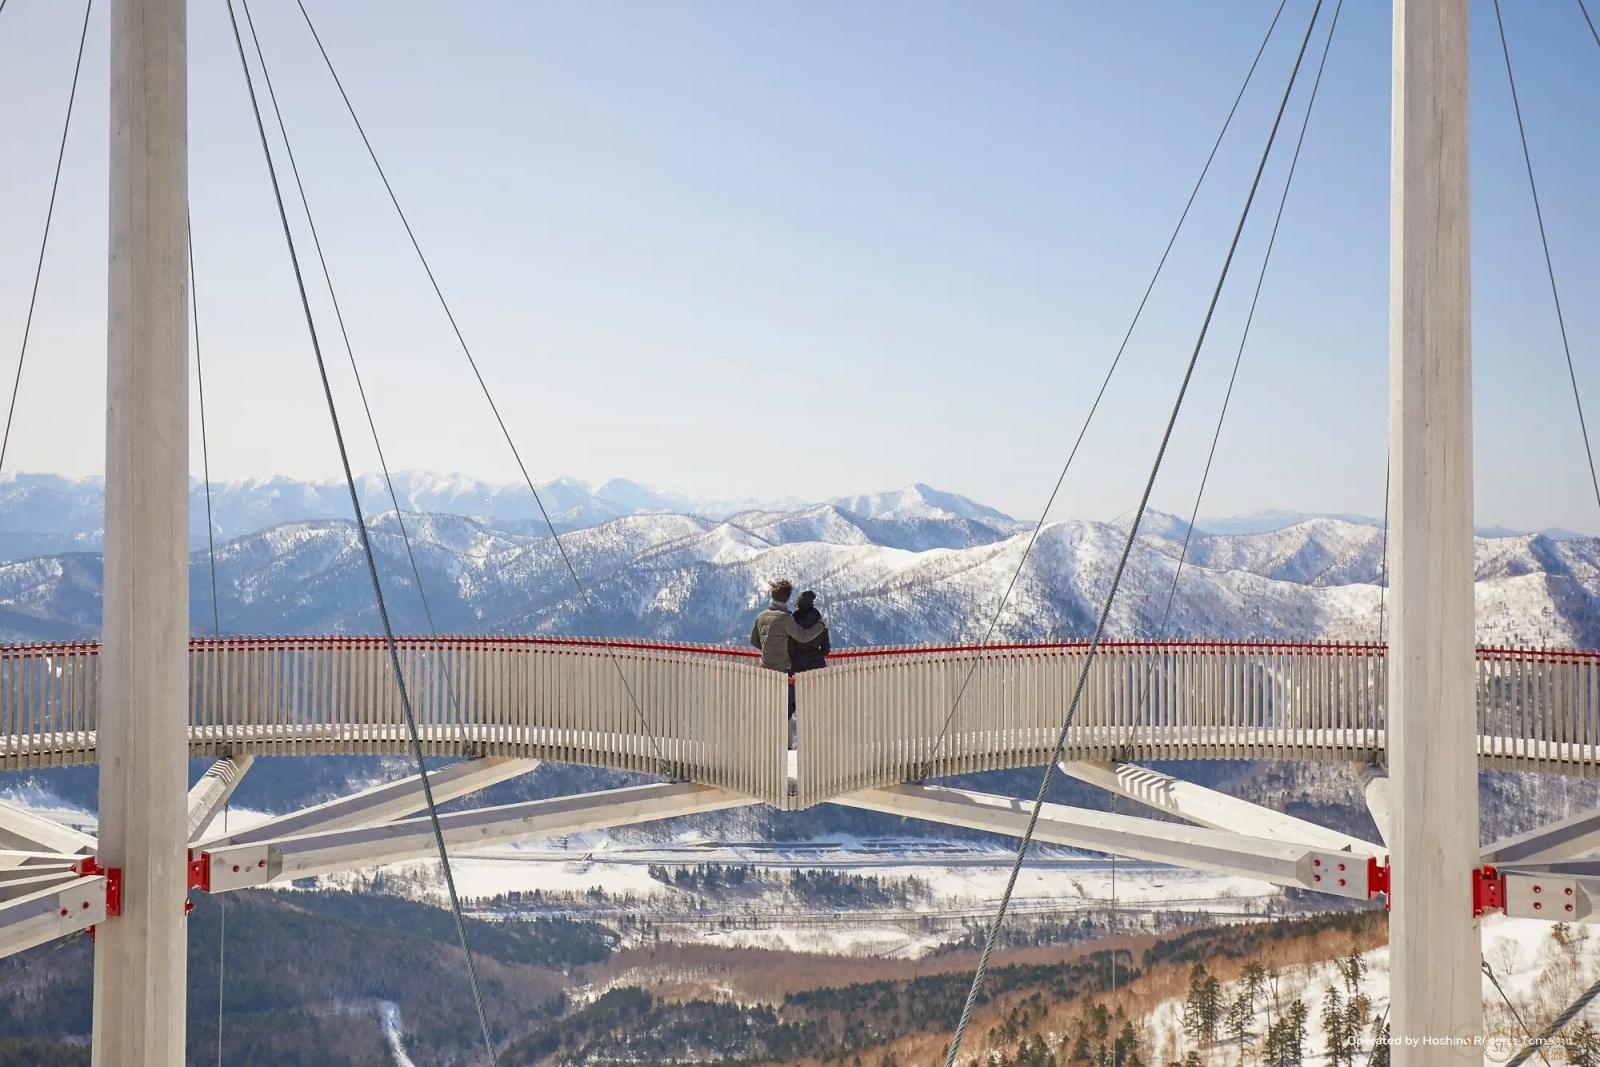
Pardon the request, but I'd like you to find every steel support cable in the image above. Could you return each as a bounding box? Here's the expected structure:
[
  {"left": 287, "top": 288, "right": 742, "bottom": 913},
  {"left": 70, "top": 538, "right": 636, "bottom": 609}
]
[
  {"left": 1485, "top": 960, "right": 1554, "bottom": 1067},
  {"left": 942, "top": 2, "right": 1327, "bottom": 1060},
  {"left": 287, "top": 0, "right": 667, "bottom": 773},
  {"left": 236, "top": 0, "right": 469, "bottom": 731},
  {"left": 190, "top": 216, "right": 223, "bottom": 640},
  {"left": 0, "top": 930, "right": 86, "bottom": 986},
  {"left": 1362, "top": 1005, "right": 1389, "bottom": 1067},
  {"left": 1122, "top": 0, "right": 1343, "bottom": 756},
  {"left": 1487, "top": 4, "right": 1600, "bottom": 999},
  {"left": 0, "top": 0, "right": 92, "bottom": 477},
  {"left": 918, "top": 0, "right": 1292, "bottom": 780},
  {"left": 186, "top": 209, "right": 229, "bottom": 1067},
  {"left": 1493, "top": 0, "right": 1600, "bottom": 518},
  {"left": 1579, "top": 0, "right": 1600, "bottom": 52},
  {"left": 220, "top": 4, "right": 497, "bottom": 1061},
  {"left": 1508, "top": 973, "right": 1600, "bottom": 1067}
]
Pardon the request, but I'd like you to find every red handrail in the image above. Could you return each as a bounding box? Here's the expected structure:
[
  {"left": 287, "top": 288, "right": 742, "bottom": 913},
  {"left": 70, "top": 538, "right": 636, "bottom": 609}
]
[{"left": 0, "top": 634, "right": 1596, "bottom": 663}]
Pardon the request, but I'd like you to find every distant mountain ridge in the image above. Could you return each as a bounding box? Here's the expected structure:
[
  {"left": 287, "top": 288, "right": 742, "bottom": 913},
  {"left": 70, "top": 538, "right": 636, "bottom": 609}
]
[
  {"left": 0, "top": 471, "right": 808, "bottom": 553},
  {"left": 0, "top": 474, "right": 1595, "bottom": 843},
  {"left": 0, "top": 479, "right": 1593, "bottom": 650},
  {"left": 0, "top": 471, "right": 1581, "bottom": 557}
]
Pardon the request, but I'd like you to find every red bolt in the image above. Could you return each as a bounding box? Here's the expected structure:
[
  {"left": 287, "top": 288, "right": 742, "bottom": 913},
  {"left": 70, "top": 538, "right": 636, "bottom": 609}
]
[
  {"left": 231, "top": 865, "right": 240, "bottom": 874},
  {"left": 257, "top": 860, "right": 265, "bottom": 869},
  {"left": 59, "top": 908, "right": 68, "bottom": 917},
  {"left": 1567, "top": 905, "right": 1576, "bottom": 913},
  {"left": 81, "top": 901, "right": 89, "bottom": 910},
  {"left": 1567, "top": 887, "right": 1576, "bottom": 896},
  {"left": 1314, "top": 875, "right": 1322, "bottom": 883},
  {"left": 1534, "top": 885, "right": 1543, "bottom": 894},
  {"left": 1313, "top": 859, "right": 1322, "bottom": 868},
  {"left": 1339, "top": 879, "right": 1347, "bottom": 887},
  {"left": 1534, "top": 901, "right": 1543, "bottom": 911},
  {"left": 1338, "top": 863, "right": 1346, "bottom": 872}
]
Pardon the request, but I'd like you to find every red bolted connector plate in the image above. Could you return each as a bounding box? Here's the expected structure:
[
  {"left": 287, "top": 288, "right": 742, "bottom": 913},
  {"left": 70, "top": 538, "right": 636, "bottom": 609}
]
[
  {"left": 1367, "top": 857, "right": 1391, "bottom": 910},
  {"left": 187, "top": 850, "right": 210, "bottom": 893},
  {"left": 1473, "top": 864, "right": 1505, "bottom": 917}
]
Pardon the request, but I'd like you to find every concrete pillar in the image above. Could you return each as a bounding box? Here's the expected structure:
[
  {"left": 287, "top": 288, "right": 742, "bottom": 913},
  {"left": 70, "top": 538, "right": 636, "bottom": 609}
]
[
  {"left": 1387, "top": 0, "right": 1480, "bottom": 1061},
  {"left": 92, "top": 0, "right": 190, "bottom": 1062}
]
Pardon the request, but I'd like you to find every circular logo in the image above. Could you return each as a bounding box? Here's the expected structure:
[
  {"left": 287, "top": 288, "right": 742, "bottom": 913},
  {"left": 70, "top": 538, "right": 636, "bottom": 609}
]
[{"left": 1484, "top": 1028, "right": 1517, "bottom": 1064}]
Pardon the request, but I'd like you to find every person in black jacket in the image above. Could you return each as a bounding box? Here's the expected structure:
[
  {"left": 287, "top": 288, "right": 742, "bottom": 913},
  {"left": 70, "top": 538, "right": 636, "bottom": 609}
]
[{"left": 788, "top": 590, "right": 830, "bottom": 673}]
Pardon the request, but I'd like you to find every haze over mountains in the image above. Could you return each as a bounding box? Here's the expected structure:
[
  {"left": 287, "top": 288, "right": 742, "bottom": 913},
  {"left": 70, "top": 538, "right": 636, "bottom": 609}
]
[
  {"left": 0, "top": 471, "right": 805, "bottom": 554},
  {"left": 0, "top": 471, "right": 1594, "bottom": 650}
]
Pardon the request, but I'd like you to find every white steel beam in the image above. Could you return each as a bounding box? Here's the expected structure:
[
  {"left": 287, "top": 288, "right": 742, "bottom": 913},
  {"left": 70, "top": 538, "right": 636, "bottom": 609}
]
[
  {"left": 197, "top": 757, "right": 541, "bottom": 849},
  {"left": 1388, "top": 0, "right": 1479, "bottom": 1059},
  {"left": 1482, "top": 809, "right": 1600, "bottom": 867},
  {"left": 94, "top": 0, "right": 191, "bottom": 1059},
  {"left": 0, "top": 877, "right": 109, "bottom": 960},
  {"left": 0, "top": 851, "right": 84, "bottom": 871},
  {"left": 1496, "top": 859, "right": 1600, "bottom": 878},
  {"left": 1502, "top": 871, "right": 1598, "bottom": 923},
  {"left": 1060, "top": 761, "right": 1381, "bottom": 856},
  {"left": 201, "top": 783, "right": 751, "bottom": 892},
  {"left": 0, "top": 799, "right": 96, "bottom": 856},
  {"left": 186, "top": 756, "right": 253, "bottom": 843},
  {"left": 1356, "top": 762, "right": 1393, "bottom": 848},
  {"left": 833, "top": 784, "right": 1374, "bottom": 900},
  {"left": 0, "top": 871, "right": 82, "bottom": 904}
]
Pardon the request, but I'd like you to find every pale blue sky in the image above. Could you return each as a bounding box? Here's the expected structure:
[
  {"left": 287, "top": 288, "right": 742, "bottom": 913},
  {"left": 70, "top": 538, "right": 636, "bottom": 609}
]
[{"left": 0, "top": 1, "right": 1597, "bottom": 530}]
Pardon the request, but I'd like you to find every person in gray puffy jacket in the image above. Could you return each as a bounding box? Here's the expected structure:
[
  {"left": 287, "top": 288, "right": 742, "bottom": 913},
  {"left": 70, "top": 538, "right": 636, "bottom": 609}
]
[
  {"left": 749, "top": 578, "right": 825, "bottom": 763},
  {"left": 748, "top": 578, "right": 826, "bottom": 672}
]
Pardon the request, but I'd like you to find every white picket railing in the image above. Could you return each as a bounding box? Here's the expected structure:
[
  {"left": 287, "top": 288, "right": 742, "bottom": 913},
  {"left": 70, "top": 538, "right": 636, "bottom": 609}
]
[
  {"left": 0, "top": 637, "right": 789, "bottom": 806},
  {"left": 0, "top": 637, "right": 1596, "bottom": 809},
  {"left": 794, "top": 642, "right": 1600, "bottom": 806},
  {"left": 1476, "top": 646, "right": 1600, "bottom": 769}
]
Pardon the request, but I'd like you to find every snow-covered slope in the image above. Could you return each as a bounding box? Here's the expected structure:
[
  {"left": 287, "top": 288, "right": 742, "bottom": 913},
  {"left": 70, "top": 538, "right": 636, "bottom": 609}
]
[
  {"left": 831, "top": 483, "right": 1018, "bottom": 528},
  {"left": 0, "top": 489, "right": 1595, "bottom": 647},
  {"left": 1145, "top": 916, "right": 1595, "bottom": 1067},
  {"left": 831, "top": 483, "right": 1027, "bottom": 550},
  {"left": 1158, "top": 518, "right": 1387, "bottom": 588}
]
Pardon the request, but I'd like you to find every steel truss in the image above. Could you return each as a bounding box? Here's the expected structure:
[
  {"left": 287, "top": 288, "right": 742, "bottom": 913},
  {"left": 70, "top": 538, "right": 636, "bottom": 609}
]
[{"left": 2, "top": 753, "right": 1597, "bottom": 973}]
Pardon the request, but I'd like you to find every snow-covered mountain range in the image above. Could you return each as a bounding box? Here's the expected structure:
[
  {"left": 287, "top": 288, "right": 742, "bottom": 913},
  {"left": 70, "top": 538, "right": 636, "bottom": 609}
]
[
  {"left": 0, "top": 471, "right": 806, "bottom": 557},
  {"left": 0, "top": 472, "right": 1595, "bottom": 840},
  {"left": 0, "top": 474, "right": 1593, "bottom": 650}
]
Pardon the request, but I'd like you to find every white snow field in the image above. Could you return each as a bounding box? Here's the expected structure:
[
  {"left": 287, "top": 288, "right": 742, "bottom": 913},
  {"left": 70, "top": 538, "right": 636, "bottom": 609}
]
[
  {"left": 310, "top": 832, "right": 1284, "bottom": 958},
  {"left": 1145, "top": 916, "right": 1600, "bottom": 1067}
]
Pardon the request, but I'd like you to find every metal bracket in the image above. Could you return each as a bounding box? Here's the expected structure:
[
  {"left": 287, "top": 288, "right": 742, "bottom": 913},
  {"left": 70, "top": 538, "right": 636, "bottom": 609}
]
[
  {"left": 1367, "top": 856, "right": 1391, "bottom": 908},
  {"left": 1504, "top": 872, "right": 1590, "bottom": 921},
  {"left": 186, "top": 850, "right": 209, "bottom": 894},
  {"left": 56, "top": 877, "right": 107, "bottom": 929},
  {"left": 200, "top": 845, "right": 273, "bottom": 893},
  {"left": 1473, "top": 864, "right": 1505, "bottom": 917},
  {"left": 1304, "top": 849, "right": 1371, "bottom": 900},
  {"left": 71, "top": 857, "right": 122, "bottom": 919}
]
